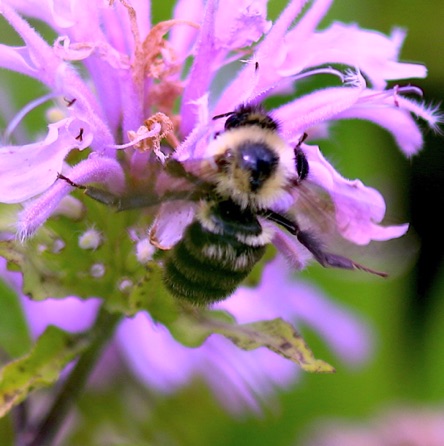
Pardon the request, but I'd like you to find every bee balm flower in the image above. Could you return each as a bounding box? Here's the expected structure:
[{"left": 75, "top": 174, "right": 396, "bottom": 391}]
[{"left": 0, "top": 0, "right": 440, "bottom": 413}]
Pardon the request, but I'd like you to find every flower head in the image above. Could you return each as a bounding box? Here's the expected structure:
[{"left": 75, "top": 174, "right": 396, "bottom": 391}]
[
  {"left": 0, "top": 0, "right": 440, "bottom": 413},
  {"left": 0, "top": 0, "right": 439, "bottom": 235}
]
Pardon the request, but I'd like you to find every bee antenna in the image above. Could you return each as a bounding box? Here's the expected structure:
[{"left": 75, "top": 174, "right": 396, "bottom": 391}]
[{"left": 212, "top": 110, "right": 236, "bottom": 121}]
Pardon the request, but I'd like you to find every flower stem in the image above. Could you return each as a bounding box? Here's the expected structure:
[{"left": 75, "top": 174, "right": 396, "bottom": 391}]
[{"left": 27, "top": 305, "right": 122, "bottom": 446}]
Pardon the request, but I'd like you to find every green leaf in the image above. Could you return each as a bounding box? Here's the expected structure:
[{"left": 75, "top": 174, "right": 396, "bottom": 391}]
[
  {"left": 0, "top": 241, "right": 24, "bottom": 272},
  {"left": 167, "top": 309, "right": 334, "bottom": 372},
  {"left": 169, "top": 309, "right": 235, "bottom": 347},
  {"left": 0, "top": 200, "right": 150, "bottom": 315},
  {"left": 0, "top": 279, "right": 32, "bottom": 358},
  {"left": 126, "top": 261, "right": 179, "bottom": 324},
  {"left": 0, "top": 325, "right": 89, "bottom": 418},
  {"left": 195, "top": 315, "right": 335, "bottom": 373}
]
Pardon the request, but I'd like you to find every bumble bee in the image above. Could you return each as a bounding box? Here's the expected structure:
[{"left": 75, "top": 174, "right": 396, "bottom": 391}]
[{"left": 58, "top": 104, "right": 385, "bottom": 305}]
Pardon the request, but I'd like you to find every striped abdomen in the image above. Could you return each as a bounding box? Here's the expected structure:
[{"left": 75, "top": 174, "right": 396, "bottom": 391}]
[{"left": 163, "top": 200, "right": 266, "bottom": 305}]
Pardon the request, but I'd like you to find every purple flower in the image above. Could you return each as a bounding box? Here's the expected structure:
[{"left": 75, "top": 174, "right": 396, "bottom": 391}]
[
  {"left": 302, "top": 406, "right": 444, "bottom": 446},
  {"left": 0, "top": 0, "right": 440, "bottom": 412}
]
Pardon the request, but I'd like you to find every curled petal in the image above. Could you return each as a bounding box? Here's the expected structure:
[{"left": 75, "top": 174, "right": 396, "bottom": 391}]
[
  {"left": 332, "top": 183, "right": 409, "bottom": 244},
  {"left": 53, "top": 36, "right": 97, "bottom": 61},
  {"left": 54, "top": 36, "right": 131, "bottom": 69},
  {"left": 335, "top": 92, "right": 442, "bottom": 156},
  {"left": 270, "top": 225, "right": 311, "bottom": 271},
  {"left": 337, "top": 105, "right": 424, "bottom": 156},
  {"left": 303, "top": 145, "right": 408, "bottom": 244},
  {"left": 0, "top": 118, "right": 92, "bottom": 203},
  {"left": 149, "top": 201, "right": 196, "bottom": 250}
]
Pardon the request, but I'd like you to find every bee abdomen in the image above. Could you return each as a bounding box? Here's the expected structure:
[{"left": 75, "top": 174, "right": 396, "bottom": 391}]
[{"left": 163, "top": 221, "right": 265, "bottom": 305}]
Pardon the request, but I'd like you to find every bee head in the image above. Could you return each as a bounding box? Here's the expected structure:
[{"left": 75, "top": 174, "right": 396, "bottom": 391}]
[
  {"left": 214, "top": 139, "right": 280, "bottom": 208},
  {"left": 236, "top": 141, "right": 279, "bottom": 192},
  {"left": 209, "top": 105, "right": 293, "bottom": 210}
]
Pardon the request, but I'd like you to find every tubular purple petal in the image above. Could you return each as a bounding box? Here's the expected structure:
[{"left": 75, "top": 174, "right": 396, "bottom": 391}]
[
  {"left": 289, "top": 0, "right": 334, "bottom": 37},
  {"left": 170, "top": 0, "right": 204, "bottom": 58},
  {"left": 1, "top": 4, "right": 61, "bottom": 86},
  {"left": 16, "top": 156, "right": 125, "bottom": 240},
  {"left": 214, "top": 0, "right": 309, "bottom": 114},
  {"left": 282, "top": 24, "right": 427, "bottom": 90},
  {"left": 336, "top": 105, "right": 425, "bottom": 156},
  {"left": 180, "top": 0, "right": 218, "bottom": 136},
  {"left": 273, "top": 80, "right": 366, "bottom": 139},
  {"left": 2, "top": 0, "right": 78, "bottom": 28},
  {"left": 213, "top": 0, "right": 270, "bottom": 50}
]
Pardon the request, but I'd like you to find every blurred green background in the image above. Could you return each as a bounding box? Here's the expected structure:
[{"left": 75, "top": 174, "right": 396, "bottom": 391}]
[{"left": 1, "top": 0, "right": 443, "bottom": 444}]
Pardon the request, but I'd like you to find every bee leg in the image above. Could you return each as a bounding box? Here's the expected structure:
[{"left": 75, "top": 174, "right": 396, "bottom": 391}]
[
  {"left": 262, "top": 209, "right": 387, "bottom": 277},
  {"left": 296, "top": 230, "right": 388, "bottom": 277},
  {"left": 164, "top": 159, "right": 212, "bottom": 191},
  {"left": 57, "top": 173, "right": 164, "bottom": 211},
  {"left": 164, "top": 159, "right": 202, "bottom": 183},
  {"left": 57, "top": 173, "right": 205, "bottom": 211},
  {"left": 57, "top": 173, "right": 123, "bottom": 208}
]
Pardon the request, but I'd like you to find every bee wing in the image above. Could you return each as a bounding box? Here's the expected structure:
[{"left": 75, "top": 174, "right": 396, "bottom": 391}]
[
  {"left": 289, "top": 181, "right": 336, "bottom": 236},
  {"left": 288, "top": 144, "right": 408, "bottom": 247},
  {"left": 148, "top": 156, "right": 219, "bottom": 250},
  {"left": 154, "top": 157, "right": 218, "bottom": 200}
]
